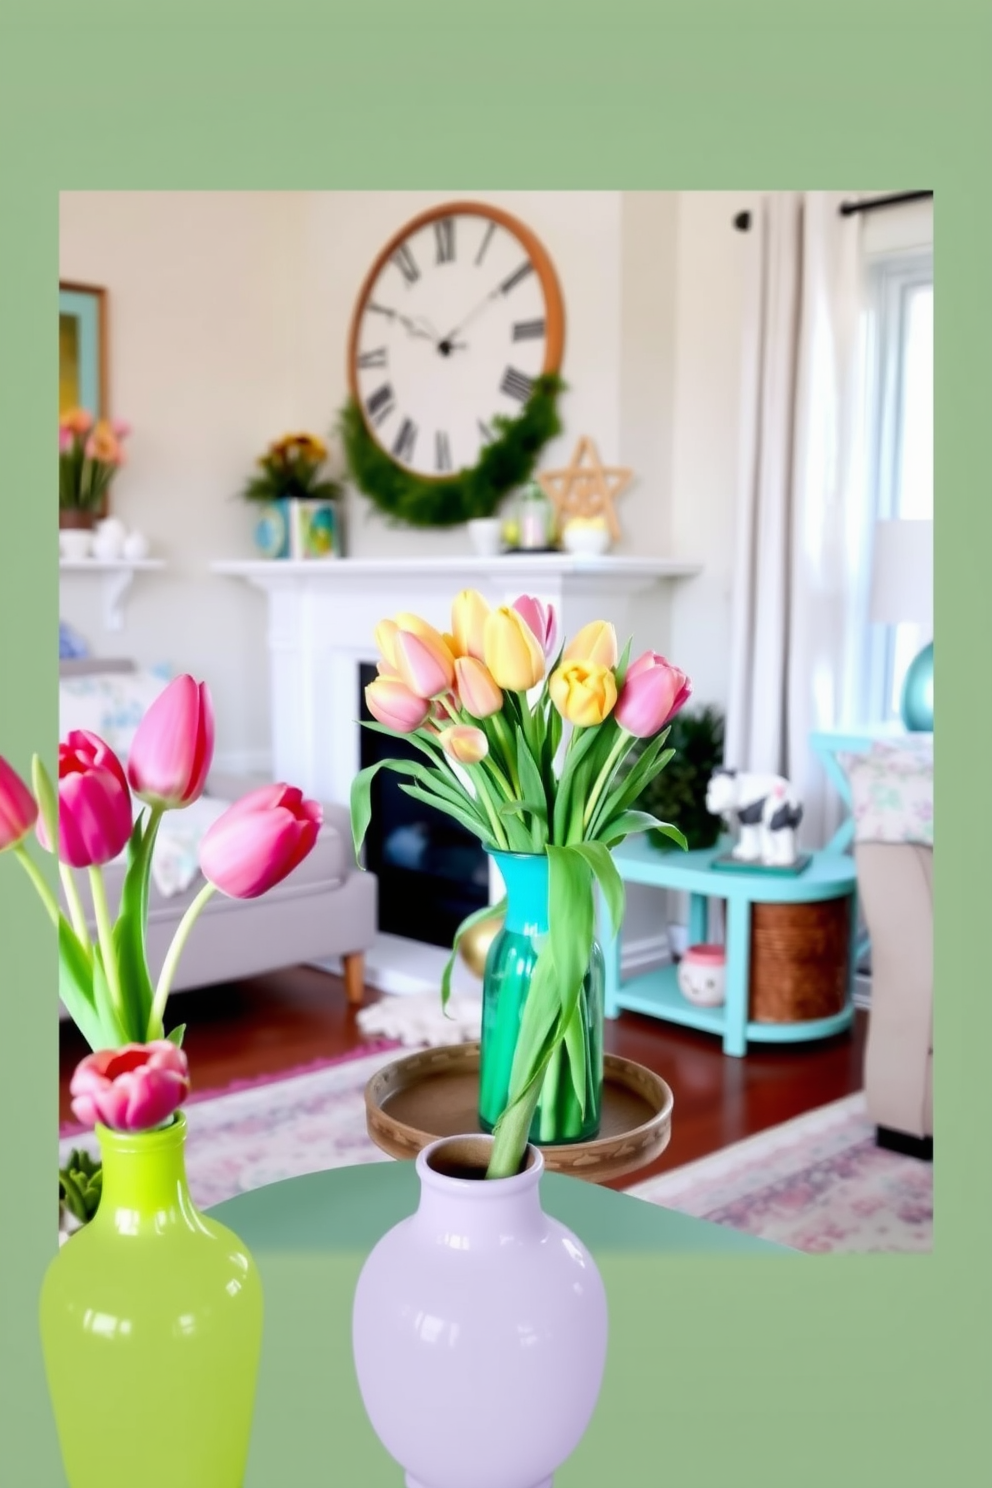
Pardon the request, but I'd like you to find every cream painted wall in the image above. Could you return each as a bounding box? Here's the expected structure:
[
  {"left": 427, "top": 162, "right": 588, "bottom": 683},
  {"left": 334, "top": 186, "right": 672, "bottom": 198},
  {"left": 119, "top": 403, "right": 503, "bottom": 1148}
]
[
  {"left": 59, "top": 190, "right": 641, "bottom": 765},
  {"left": 59, "top": 190, "right": 310, "bottom": 768}
]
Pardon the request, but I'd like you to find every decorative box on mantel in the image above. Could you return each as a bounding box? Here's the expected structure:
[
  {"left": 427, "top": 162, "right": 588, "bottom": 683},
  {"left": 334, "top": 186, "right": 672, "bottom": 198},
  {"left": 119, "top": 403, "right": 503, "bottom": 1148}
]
[{"left": 211, "top": 554, "right": 702, "bottom": 809}]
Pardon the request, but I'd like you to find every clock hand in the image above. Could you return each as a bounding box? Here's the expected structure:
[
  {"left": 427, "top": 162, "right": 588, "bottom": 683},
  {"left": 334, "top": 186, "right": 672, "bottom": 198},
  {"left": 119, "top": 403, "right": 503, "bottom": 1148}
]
[{"left": 438, "top": 261, "right": 535, "bottom": 352}]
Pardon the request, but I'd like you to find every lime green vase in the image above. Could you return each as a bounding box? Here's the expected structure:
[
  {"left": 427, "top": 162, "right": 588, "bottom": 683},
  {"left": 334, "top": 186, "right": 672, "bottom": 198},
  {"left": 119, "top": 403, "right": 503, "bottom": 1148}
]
[
  {"left": 479, "top": 850, "right": 604, "bottom": 1145},
  {"left": 40, "top": 1113, "right": 263, "bottom": 1488}
]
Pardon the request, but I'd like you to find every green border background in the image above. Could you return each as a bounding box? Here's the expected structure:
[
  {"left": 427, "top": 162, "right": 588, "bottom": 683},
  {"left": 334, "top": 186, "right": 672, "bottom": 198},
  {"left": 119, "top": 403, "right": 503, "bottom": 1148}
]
[{"left": 1, "top": 1, "right": 987, "bottom": 1483}]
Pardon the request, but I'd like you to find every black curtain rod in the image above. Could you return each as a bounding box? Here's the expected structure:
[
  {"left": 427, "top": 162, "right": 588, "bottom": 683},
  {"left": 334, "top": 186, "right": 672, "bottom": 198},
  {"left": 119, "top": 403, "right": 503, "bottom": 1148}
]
[{"left": 734, "top": 190, "right": 933, "bottom": 233}]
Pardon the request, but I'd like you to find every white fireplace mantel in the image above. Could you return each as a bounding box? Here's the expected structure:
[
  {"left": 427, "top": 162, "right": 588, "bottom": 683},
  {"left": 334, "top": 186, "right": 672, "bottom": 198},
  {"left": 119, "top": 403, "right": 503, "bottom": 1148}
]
[{"left": 211, "top": 553, "right": 702, "bottom": 805}]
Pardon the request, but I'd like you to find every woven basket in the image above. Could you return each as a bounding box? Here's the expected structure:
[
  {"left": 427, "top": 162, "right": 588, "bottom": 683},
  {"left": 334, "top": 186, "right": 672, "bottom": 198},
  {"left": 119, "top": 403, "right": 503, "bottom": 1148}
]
[{"left": 748, "top": 897, "right": 850, "bottom": 1023}]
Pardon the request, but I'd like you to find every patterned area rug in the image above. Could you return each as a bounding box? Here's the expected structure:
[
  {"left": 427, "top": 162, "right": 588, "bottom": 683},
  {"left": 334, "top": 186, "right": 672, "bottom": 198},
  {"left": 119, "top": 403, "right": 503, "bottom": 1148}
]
[
  {"left": 59, "top": 1053, "right": 932, "bottom": 1252},
  {"left": 625, "top": 1092, "right": 933, "bottom": 1253},
  {"left": 59, "top": 1045, "right": 401, "bottom": 1211}
]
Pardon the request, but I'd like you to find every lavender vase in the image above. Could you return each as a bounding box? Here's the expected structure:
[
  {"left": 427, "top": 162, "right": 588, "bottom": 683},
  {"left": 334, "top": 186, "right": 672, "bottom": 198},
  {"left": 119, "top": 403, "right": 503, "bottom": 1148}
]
[{"left": 352, "top": 1135, "right": 608, "bottom": 1488}]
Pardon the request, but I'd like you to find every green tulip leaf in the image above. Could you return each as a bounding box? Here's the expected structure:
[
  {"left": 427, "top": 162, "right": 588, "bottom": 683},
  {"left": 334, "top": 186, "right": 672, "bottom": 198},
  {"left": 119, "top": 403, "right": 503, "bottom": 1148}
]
[
  {"left": 31, "top": 753, "right": 59, "bottom": 857},
  {"left": 566, "top": 839, "right": 626, "bottom": 938},
  {"left": 396, "top": 782, "right": 497, "bottom": 849},
  {"left": 588, "top": 733, "right": 672, "bottom": 838},
  {"left": 58, "top": 918, "right": 104, "bottom": 1051},
  {"left": 552, "top": 723, "right": 604, "bottom": 844},
  {"left": 91, "top": 943, "right": 129, "bottom": 1047},
  {"left": 439, "top": 896, "right": 507, "bottom": 1012},
  {"left": 595, "top": 808, "right": 687, "bottom": 851},
  {"left": 562, "top": 995, "right": 588, "bottom": 1118},
  {"left": 113, "top": 812, "right": 158, "bottom": 1040},
  {"left": 613, "top": 635, "right": 634, "bottom": 691},
  {"left": 166, "top": 1023, "right": 186, "bottom": 1047},
  {"left": 497, "top": 798, "right": 548, "bottom": 821}
]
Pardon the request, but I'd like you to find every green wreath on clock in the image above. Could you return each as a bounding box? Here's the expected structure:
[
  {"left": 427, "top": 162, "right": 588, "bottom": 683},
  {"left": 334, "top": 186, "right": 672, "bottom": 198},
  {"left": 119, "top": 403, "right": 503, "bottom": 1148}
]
[{"left": 339, "top": 373, "right": 564, "bottom": 530}]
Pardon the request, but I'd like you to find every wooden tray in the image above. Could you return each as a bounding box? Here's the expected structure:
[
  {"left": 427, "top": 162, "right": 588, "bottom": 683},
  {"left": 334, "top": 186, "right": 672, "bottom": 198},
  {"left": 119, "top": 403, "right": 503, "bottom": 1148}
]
[{"left": 365, "top": 1043, "right": 673, "bottom": 1184}]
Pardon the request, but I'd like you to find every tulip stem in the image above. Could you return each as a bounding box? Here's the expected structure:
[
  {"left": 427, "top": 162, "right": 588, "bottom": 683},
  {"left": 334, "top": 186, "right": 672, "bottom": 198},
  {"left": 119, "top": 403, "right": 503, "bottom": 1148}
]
[
  {"left": 59, "top": 863, "right": 92, "bottom": 951},
  {"left": 468, "top": 767, "right": 510, "bottom": 851},
  {"left": 491, "top": 712, "right": 522, "bottom": 796},
  {"left": 12, "top": 844, "right": 59, "bottom": 927},
  {"left": 149, "top": 881, "right": 217, "bottom": 1037},
  {"left": 581, "top": 731, "right": 630, "bottom": 835},
  {"left": 88, "top": 866, "right": 124, "bottom": 1017}
]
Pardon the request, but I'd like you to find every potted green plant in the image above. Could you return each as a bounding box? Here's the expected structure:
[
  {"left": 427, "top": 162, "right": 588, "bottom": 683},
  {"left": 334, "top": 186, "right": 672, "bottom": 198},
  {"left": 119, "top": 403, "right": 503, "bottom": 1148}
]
[
  {"left": 631, "top": 703, "right": 725, "bottom": 852},
  {"left": 241, "top": 431, "right": 343, "bottom": 559}
]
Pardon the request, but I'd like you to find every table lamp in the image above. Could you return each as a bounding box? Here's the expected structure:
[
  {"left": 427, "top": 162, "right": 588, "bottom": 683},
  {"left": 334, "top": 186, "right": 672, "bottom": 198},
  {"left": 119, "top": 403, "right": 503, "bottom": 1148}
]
[{"left": 869, "top": 518, "right": 933, "bottom": 731}]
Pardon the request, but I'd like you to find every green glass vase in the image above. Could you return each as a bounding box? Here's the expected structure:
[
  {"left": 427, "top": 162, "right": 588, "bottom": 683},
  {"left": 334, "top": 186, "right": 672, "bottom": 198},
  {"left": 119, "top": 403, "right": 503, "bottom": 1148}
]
[
  {"left": 479, "top": 850, "right": 604, "bottom": 1144},
  {"left": 40, "top": 1113, "right": 263, "bottom": 1488}
]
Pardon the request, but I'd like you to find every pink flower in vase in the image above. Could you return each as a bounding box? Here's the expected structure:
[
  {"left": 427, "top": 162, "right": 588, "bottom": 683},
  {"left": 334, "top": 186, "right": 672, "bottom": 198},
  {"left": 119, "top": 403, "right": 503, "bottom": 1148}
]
[
  {"left": 199, "top": 784, "right": 322, "bottom": 899},
  {"left": 70, "top": 1042, "right": 191, "bottom": 1131}
]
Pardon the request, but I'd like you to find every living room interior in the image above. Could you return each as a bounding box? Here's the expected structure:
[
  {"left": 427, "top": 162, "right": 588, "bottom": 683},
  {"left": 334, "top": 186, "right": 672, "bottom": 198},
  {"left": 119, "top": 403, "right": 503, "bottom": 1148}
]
[{"left": 54, "top": 187, "right": 934, "bottom": 1254}]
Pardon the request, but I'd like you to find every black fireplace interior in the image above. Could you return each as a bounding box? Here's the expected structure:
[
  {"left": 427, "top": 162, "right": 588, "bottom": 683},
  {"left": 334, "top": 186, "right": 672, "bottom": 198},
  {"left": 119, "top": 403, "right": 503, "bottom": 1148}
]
[{"left": 358, "top": 664, "right": 489, "bottom": 948}]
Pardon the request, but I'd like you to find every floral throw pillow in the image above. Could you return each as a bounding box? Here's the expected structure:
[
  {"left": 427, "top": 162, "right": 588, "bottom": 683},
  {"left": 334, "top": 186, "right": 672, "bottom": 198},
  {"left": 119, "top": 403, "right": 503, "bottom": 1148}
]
[
  {"left": 59, "top": 668, "right": 172, "bottom": 764},
  {"left": 838, "top": 739, "right": 933, "bottom": 847}
]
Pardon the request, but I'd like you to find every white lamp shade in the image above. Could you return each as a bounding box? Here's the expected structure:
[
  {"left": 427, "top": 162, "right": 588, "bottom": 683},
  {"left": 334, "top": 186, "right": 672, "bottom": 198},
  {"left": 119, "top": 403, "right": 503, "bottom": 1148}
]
[{"left": 869, "top": 519, "right": 933, "bottom": 628}]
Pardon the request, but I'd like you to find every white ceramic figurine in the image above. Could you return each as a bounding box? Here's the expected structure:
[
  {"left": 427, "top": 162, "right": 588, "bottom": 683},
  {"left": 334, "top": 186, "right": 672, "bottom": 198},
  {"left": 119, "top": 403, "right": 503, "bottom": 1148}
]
[{"left": 705, "top": 767, "right": 803, "bottom": 867}]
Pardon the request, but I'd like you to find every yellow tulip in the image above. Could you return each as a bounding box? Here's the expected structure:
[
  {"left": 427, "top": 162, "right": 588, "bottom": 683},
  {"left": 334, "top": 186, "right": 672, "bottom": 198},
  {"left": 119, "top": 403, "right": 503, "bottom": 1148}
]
[
  {"left": 548, "top": 661, "right": 618, "bottom": 727},
  {"left": 374, "top": 619, "right": 400, "bottom": 670},
  {"left": 450, "top": 589, "right": 491, "bottom": 661},
  {"left": 563, "top": 620, "right": 618, "bottom": 670},
  {"left": 394, "top": 612, "right": 455, "bottom": 660},
  {"left": 483, "top": 607, "right": 546, "bottom": 691}
]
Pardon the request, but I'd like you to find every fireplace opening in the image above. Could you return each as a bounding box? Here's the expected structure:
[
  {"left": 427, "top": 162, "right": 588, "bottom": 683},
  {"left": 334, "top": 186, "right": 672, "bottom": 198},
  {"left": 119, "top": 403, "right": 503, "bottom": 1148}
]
[{"left": 358, "top": 663, "right": 489, "bottom": 948}]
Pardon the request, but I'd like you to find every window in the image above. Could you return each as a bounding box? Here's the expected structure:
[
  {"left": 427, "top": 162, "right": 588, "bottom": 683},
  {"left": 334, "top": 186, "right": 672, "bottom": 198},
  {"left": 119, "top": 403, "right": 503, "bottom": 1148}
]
[{"left": 862, "top": 248, "right": 933, "bottom": 722}]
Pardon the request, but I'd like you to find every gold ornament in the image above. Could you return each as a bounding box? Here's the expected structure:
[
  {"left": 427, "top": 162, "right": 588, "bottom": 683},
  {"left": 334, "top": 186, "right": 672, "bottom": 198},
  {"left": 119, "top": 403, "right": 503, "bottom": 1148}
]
[
  {"left": 458, "top": 914, "right": 505, "bottom": 979},
  {"left": 536, "top": 436, "right": 633, "bottom": 541}
]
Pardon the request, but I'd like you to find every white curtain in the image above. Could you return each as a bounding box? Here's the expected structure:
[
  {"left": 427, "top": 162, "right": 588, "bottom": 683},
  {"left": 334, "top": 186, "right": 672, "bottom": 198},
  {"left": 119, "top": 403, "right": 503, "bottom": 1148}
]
[{"left": 726, "top": 191, "right": 872, "bottom": 849}]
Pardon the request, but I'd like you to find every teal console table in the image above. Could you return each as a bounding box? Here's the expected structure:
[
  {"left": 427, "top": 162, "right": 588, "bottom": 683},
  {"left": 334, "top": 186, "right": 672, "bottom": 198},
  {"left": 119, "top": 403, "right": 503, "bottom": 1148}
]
[{"left": 601, "top": 837, "right": 857, "bottom": 1057}]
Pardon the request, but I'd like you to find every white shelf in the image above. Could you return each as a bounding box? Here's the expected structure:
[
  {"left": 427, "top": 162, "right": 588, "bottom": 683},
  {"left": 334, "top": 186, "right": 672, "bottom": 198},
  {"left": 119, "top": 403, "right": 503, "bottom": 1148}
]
[
  {"left": 211, "top": 553, "right": 702, "bottom": 587},
  {"left": 58, "top": 559, "right": 165, "bottom": 631}
]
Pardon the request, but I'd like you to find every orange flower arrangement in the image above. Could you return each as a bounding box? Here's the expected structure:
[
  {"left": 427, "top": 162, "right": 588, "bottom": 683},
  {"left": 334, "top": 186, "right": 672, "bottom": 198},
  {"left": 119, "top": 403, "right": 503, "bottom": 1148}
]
[{"left": 59, "top": 409, "right": 130, "bottom": 513}]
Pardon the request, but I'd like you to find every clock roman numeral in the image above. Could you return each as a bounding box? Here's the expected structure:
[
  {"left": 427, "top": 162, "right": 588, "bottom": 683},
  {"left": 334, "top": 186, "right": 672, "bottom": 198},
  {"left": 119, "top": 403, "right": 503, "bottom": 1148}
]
[
  {"left": 392, "top": 418, "right": 418, "bottom": 463},
  {"left": 500, "top": 366, "right": 533, "bottom": 402},
  {"left": 357, "top": 346, "right": 388, "bottom": 368},
  {"left": 434, "top": 218, "right": 455, "bottom": 264},
  {"left": 435, "top": 431, "right": 452, "bottom": 473},
  {"left": 391, "top": 245, "right": 420, "bottom": 285},
  {"left": 478, "top": 419, "right": 494, "bottom": 444},
  {"left": 366, "top": 383, "right": 395, "bottom": 426},
  {"left": 500, "top": 261, "right": 534, "bottom": 295},
  {"left": 475, "top": 220, "right": 496, "bottom": 265},
  {"left": 512, "top": 318, "right": 545, "bottom": 342}
]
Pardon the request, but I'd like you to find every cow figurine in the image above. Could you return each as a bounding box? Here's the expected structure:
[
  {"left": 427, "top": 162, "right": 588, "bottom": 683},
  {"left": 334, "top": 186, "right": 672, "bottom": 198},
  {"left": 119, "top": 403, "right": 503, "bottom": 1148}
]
[{"left": 705, "top": 768, "right": 804, "bottom": 867}]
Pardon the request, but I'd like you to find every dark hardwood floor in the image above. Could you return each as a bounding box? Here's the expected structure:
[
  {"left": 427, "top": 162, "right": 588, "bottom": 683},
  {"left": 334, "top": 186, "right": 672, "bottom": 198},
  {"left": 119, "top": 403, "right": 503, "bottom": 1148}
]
[{"left": 59, "top": 966, "right": 867, "bottom": 1189}]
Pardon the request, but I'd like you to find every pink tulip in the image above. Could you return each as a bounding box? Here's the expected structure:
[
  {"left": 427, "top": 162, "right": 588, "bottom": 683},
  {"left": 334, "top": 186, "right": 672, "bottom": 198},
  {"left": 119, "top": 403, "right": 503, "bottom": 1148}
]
[
  {"left": 453, "top": 656, "right": 503, "bottom": 719},
  {"left": 439, "top": 725, "right": 489, "bottom": 765},
  {"left": 110, "top": 418, "right": 132, "bottom": 440},
  {"left": 511, "top": 595, "right": 559, "bottom": 661},
  {"left": 199, "top": 783, "right": 322, "bottom": 899},
  {"left": 0, "top": 755, "right": 38, "bottom": 852},
  {"left": 58, "top": 425, "right": 74, "bottom": 454},
  {"left": 38, "top": 731, "right": 133, "bottom": 867},
  {"left": 127, "top": 675, "right": 215, "bottom": 809},
  {"left": 614, "top": 652, "right": 692, "bottom": 738},
  {"left": 366, "top": 677, "right": 431, "bottom": 733},
  {"left": 392, "top": 628, "right": 456, "bottom": 700},
  {"left": 70, "top": 1042, "right": 190, "bottom": 1131}
]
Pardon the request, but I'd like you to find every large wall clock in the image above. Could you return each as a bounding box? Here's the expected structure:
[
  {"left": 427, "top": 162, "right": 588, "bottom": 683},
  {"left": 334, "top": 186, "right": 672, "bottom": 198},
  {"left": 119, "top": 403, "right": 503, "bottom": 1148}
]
[{"left": 346, "top": 201, "right": 565, "bottom": 481}]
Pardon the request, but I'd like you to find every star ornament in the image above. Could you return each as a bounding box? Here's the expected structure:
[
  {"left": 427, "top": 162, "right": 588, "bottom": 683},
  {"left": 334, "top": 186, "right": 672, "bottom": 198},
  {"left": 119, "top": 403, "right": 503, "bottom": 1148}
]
[{"left": 536, "top": 437, "right": 633, "bottom": 542}]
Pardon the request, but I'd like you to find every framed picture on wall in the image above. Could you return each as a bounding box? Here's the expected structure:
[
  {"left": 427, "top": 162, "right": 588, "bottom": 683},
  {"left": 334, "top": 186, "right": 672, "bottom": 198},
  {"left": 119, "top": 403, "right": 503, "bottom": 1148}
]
[{"left": 59, "top": 281, "right": 108, "bottom": 418}]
